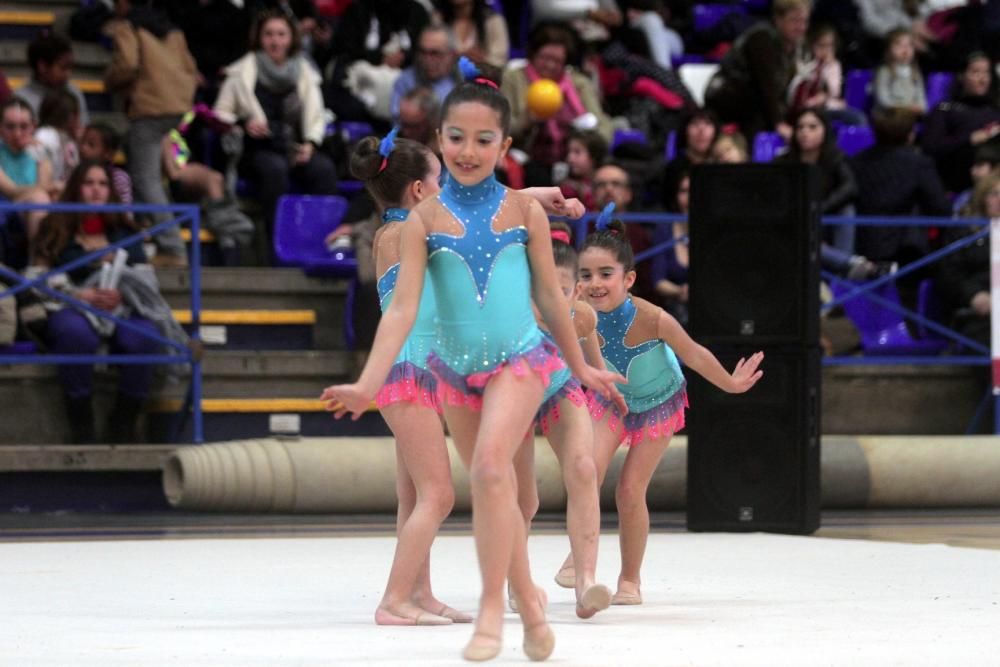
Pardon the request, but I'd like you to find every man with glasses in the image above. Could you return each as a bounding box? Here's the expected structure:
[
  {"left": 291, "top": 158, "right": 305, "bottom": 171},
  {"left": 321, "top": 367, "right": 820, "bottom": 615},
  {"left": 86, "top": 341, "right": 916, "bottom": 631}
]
[
  {"left": 592, "top": 162, "right": 655, "bottom": 301},
  {"left": 390, "top": 25, "right": 459, "bottom": 122}
]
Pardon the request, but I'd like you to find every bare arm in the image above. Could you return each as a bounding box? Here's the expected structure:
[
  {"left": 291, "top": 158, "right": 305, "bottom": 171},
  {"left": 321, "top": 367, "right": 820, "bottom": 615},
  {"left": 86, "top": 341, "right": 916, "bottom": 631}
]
[
  {"left": 527, "top": 198, "right": 624, "bottom": 397},
  {"left": 581, "top": 332, "right": 606, "bottom": 370},
  {"left": 320, "top": 211, "right": 428, "bottom": 416},
  {"left": 657, "top": 310, "right": 763, "bottom": 393}
]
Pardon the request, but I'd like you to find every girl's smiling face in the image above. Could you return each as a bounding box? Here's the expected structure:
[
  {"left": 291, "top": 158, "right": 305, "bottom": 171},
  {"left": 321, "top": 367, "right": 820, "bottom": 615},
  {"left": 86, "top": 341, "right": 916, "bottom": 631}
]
[
  {"left": 578, "top": 246, "right": 634, "bottom": 312},
  {"left": 439, "top": 101, "right": 511, "bottom": 185}
]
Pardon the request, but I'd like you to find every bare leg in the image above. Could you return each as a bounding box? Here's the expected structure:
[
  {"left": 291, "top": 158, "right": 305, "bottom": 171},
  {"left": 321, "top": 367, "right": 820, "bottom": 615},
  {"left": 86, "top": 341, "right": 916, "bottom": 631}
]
[
  {"left": 556, "top": 411, "right": 621, "bottom": 585},
  {"left": 18, "top": 187, "right": 50, "bottom": 242},
  {"left": 375, "top": 403, "right": 456, "bottom": 625},
  {"left": 172, "top": 163, "right": 226, "bottom": 201},
  {"left": 612, "top": 433, "right": 672, "bottom": 605},
  {"left": 544, "top": 401, "right": 609, "bottom": 617},
  {"left": 443, "top": 367, "right": 552, "bottom": 661},
  {"left": 509, "top": 432, "right": 538, "bottom": 611}
]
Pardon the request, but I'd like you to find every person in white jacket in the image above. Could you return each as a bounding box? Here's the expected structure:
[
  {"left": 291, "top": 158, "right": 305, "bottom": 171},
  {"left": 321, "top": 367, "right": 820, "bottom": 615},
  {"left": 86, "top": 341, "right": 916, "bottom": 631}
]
[{"left": 214, "top": 9, "right": 337, "bottom": 260}]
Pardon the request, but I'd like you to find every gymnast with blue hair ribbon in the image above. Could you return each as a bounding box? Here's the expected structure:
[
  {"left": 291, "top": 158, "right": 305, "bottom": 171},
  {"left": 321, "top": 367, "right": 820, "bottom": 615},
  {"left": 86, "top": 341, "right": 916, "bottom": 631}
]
[{"left": 568, "top": 202, "right": 765, "bottom": 608}]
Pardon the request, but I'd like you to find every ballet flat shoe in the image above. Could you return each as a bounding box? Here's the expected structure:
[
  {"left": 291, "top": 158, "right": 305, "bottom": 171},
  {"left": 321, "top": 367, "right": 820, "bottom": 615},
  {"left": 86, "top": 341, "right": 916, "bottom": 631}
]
[
  {"left": 554, "top": 565, "right": 576, "bottom": 589},
  {"left": 438, "top": 604, "right": 474, "bottom": 623},
  {"left": 375, "top": 607, "right": 453, "bottom": 626},
  {"left": 463, "top": 632, "right": 502, "bottom": 662},
  {"left": 610, "top": 590, "right": 643, "bottom": 606},
  {"left": 576, "top": 583, "right": 612, "bottom": 619},
  {"left": 522, "top": 623, "right": 555, "bottom": 662}
]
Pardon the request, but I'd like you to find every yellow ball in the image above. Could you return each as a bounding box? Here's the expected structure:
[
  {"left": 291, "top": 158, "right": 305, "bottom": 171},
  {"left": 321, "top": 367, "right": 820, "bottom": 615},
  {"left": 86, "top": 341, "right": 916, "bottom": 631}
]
[{"left": 526, "top": 79, "right": 564, "bottom": 120}]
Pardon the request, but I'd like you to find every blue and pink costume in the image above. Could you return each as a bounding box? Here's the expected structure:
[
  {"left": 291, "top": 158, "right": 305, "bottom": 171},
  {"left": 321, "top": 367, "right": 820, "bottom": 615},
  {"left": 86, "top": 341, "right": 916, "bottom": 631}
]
[
  {"left": 534, "top": 305, "right": 593, "bottom": 434},
  {"left": 374, "top": 207, "right": 440, "bottom": 412},
  {"left": 423, "top": 173, "right": 563, "bottom": 409},
  {"left": 589, "top": 295, "right": 688, "bottom": 445}
]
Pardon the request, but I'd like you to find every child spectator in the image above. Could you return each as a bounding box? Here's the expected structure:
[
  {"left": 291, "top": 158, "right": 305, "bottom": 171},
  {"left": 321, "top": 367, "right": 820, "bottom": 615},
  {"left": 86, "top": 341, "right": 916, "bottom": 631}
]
[
  {"left": 710, "top": 131, "right": 750, "bottom": 163},
  {"left": 434, "top": 0, "right": 510, "bottom": 68},
  {"left": 874, "top": 29, "right": 927, "bottom": 114},
  {"left": 33, "top": 90, "right": 82, "bottom": 191},
  {"left": 78, "top": 123, "right": 133, "bottom": 205},
  {"left": 14, "top": 33, "right": 90, "bottom": 127},
  {"left": 0, "top": 98, "right": 53, "bottom": 242},
  {"left": 789, "top": 23, "right": 867, "bottom": 126},
  {"left": 558, "top": 129, "right": 607, "bottom": 212}
]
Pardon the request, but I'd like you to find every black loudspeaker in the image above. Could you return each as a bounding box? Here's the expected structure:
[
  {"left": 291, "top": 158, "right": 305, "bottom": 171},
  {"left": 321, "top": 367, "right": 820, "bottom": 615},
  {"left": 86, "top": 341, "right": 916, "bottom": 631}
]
[
  {"left": 688, "top": 163, "right": 820, "bottom": 346},
  {"left": 686, "top": 347, "right": 821, "bottom": 534},
  {"left": 686, "top": 163, "right": 821, "bottom": 534}
]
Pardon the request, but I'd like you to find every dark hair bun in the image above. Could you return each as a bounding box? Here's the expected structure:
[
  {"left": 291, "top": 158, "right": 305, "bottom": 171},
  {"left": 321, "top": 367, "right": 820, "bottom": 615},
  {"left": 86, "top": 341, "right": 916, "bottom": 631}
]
[
  {"left": 606, "top": 219, "right": 627, "bottom": 236},
  {"left": 349, "top": 136, "right": 384, "bottom": 182}
]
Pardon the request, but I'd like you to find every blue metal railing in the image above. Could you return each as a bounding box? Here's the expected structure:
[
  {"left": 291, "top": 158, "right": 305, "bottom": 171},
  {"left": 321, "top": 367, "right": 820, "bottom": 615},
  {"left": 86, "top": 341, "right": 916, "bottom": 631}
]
[
  {"left": 0, "top": 202, "right": 204, "bottom": 443},
  {"left": 564, "top": 210, "right": 996, "bottom": 433}
]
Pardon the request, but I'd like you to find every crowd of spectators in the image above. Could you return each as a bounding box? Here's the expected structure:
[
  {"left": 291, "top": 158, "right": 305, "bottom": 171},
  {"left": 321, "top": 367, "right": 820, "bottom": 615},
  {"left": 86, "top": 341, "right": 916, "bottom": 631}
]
[{"left": 3, "top": 0, "right": 1000, "bottom": 441}]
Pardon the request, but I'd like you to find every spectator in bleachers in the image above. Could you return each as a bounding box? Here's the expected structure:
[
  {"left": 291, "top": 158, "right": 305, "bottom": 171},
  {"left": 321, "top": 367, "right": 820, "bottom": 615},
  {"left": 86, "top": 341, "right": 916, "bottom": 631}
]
[
  {"left": 433, "top": 0, "right": 510, "bottom": 68},
  {"left": 160, "top": 117, "right": 254, "bottom": 266},
  {"left": 78, "top": 123, "right": 133, "bottom": 205},
  {"left": 390, "top": 25, "right": 461, "bottom": 122},
  {"left": 921, "top": 52, "right": 1000, "bottom": 194},
  {"left": 15, "top": 33, "right": 90, "bottom": 128},
  {"left": 325, "top": 0, "right": 430, "bottom": 122},
  {"left": 873, "top": 28, "right": 927, "bottom": 114},
  {"left": 29, "top": 161, "right": 163, "bottom": 443},
  {"left": 653, "top": 166, "right": 690, "bottom": 326},
  {"left": 854, "top": 0, "right": 937, "bottom": 53},
  {"left": 704, "top": 0, "right": 811, "bottom": 141},
  {"left": 659, "top": 108, "right": 717, "bottom": 209},
  {"left": 788, "top": 23, "right": 868, "bottom": 126},
  {"left": 558, "top": 129, "right": 607, "bottom": 212},
  {"left": 531, "top": 0, "right": 623, "bottom": 43},
  {"left": 710, "top": 131, "right": 750, "bottom": 163},
  {"left": 936, "top": 172, "right": 1000, "bottom": 346},
  {"left": 214, "top": 9, "right": 337, "bottom": 261},
  {"left": 622, "top": 1, "right": 684, "bottom": 71},
  {"left": 398, "top": 86, "right": 441, "bottom": 154},
  {"left": 105, "top": 0, "right": 198, "bottom": 269},
  {"left": 952, "top": 143, "right": 1000, "bottom": 214},
  {"left": 592, "top": 162, "right": 655, "bottom": 300},
  {"left": 850, "top": 107, "right": 951, "bottom": 264},
  {"left": 0, "top": 98, "right": 53, "bottom": 242},
  {"left": 33, "top": 90, "right": 82, "bottom": 193},
  {"left": 502, "top": 21, "right": 613, "bottom": 186},
  {"left": 774, "top": 107, "right": 890, "bottom": 280}
]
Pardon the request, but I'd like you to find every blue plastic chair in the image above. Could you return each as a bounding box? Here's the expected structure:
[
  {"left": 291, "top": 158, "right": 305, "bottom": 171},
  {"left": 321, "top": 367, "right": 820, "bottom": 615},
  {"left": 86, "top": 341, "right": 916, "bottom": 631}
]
[
  {"left": 830, "top": 280, "right": 947, "bottom": 355},
  {"left": 670, "top": 54, "right": 707, "bottom": 69},
  {"left": 925, "top": 72, "right": 955, "bottom": 110},
  {"left": 844, "top": 69, "right": 874, "bottom": 114},
  {"left": 273, "top": 195, "right": 357, "bottom": 277},
  {"left": 337, "top": 121, "right": 375, "bottom": 145},
  {"left": 611, "top": 128, "right": 649, "bottom": 152},
  {"left": 752, "top": 131, "right": 786, "bottom": 162},
  {"left": 693, "top": 3, "right": 747, "bottom": 32},
  {"left": 837, "top": 124, "right": 875, "bottom": 156}
]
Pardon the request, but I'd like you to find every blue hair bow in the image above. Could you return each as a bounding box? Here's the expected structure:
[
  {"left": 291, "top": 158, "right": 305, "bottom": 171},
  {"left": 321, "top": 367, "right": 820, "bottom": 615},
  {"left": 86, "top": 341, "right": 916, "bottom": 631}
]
[
  {"left": 458, "top": 56, "right": 480, "bottom": 82},
  {"left": 596, "top": 202, "right": 616, "bottom": 231},
  {"left": 378, "top": 126, "right": 399, "bottom": 159}
]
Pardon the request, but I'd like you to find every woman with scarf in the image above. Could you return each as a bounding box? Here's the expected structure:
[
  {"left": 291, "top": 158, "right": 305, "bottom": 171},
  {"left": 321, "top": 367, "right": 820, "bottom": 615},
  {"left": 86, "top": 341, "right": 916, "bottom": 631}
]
[
  {"left": 501, "top": 21, "right": 613, "bottom": 187},
  {"left": 214, "top": 9, "right": 337, "bottom": 260}
]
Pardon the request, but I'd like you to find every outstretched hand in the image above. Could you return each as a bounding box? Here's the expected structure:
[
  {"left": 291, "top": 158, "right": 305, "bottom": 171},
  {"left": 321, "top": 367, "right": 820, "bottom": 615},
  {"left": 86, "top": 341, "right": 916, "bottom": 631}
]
[
  {"left": 727, "top": 351, "right": 764, "bottom": 393},
  {"left": 530, "top": 187, "right": 586, "bottom": 220},
  {"left": 578, "top": 366, "right": 628, "bottom": 414},
  {"left": 320, "top": 383, "right": 372, "bottom": 420}
]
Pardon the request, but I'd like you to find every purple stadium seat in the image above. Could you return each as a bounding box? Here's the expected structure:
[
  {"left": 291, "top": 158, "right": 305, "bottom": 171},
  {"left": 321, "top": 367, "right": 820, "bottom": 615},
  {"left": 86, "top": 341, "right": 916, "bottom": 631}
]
[
  {"left": 611, "top": 128, "right": 649, "bottom": 151},
  {"left": 671, "top": 54, "right": 707, "bottom": 68},
  {"left": 752, "top": 131, "right": 786, "bottom": 162},
  {"left": 844, "top": 69, "right": 874, "bottom": 114},
  {"left": 693, "top": 3, "right": 747, "bottom": 32},
  {"left": 925, "top": 72, "right": 955, "bottom": 110},
  {"left": 830, "top": 280, "right": 947, "bottom": 355},
  {"left": 337, "top": 121, "right": 375, "bottom": 145},
  {"left": 664, "top": 130, "right": 678, "bottom": 161},
  {"left": 836, "top": 125, "right": 875, "bottom": 156},
  {"left": 274, "top": 195, "right": 357, "bottom": 277},
  {"left": 0, "top": 342, "right": 37, "bottom": 355}
]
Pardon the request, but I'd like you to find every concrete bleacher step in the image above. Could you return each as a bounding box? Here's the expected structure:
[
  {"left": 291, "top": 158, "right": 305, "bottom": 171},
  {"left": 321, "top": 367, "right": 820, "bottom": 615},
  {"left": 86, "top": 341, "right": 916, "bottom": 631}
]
[
  {"left": 172, "top": 308, "right": 316, "bottom": 350},
  {"left": 145, "top": 397, "right": 388, "bottom": 443},
  {"left": 157, "top": 267, "right": 350, "bottom": 350},
  {"left": 0, "top": 348, "right": 355, "bottom": 444}
]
